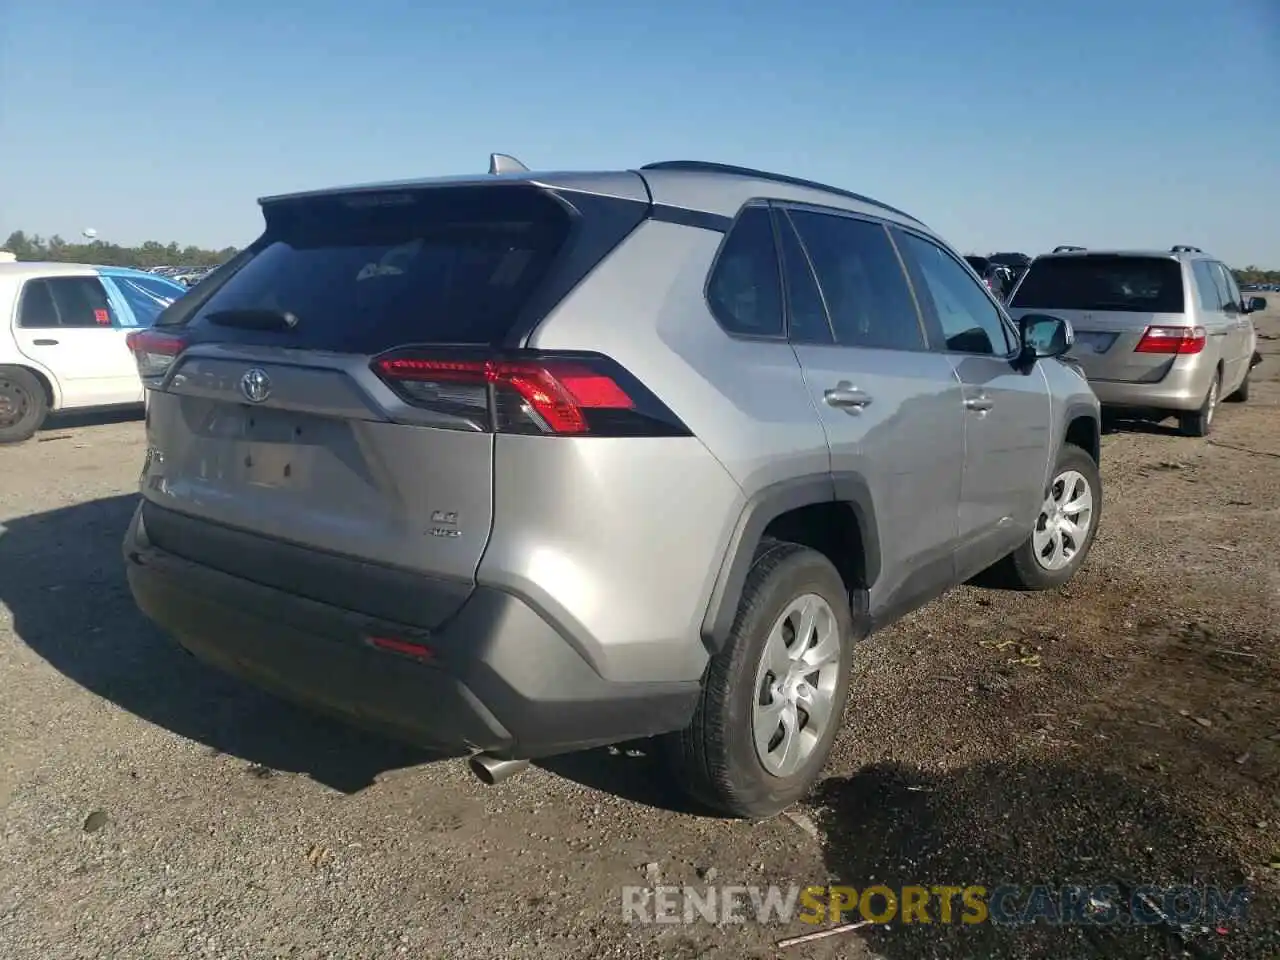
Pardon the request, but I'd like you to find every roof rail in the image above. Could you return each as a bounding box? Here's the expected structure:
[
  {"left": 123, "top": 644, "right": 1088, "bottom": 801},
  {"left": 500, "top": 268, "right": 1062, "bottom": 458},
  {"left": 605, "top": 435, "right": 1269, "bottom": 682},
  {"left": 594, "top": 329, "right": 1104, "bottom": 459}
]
[
  {"left": 639, "top": 160, "right": 922, "bottom": 224},
  {"left": 1052, "top": 245, "right": 1087, "bottom": 253},
  {"left": 488, "top": 153, "right": 529, "bottom": 175},
  {"left": 1170, "top": 245, "right": 1202, "bottom": 254}
]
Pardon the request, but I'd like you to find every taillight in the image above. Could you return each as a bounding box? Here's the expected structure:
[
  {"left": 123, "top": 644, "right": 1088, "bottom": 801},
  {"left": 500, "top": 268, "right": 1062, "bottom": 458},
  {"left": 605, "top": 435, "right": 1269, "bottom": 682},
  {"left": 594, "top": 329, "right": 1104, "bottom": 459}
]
[
  {"left": 371, "top": 351, "right": 690, "bottom": 437},
  {"left": 126, "top": 329, "right": 189, "bottom": 380},
  {"left": 1134, "top": 325, "right": 1206, "bottom": 355}
]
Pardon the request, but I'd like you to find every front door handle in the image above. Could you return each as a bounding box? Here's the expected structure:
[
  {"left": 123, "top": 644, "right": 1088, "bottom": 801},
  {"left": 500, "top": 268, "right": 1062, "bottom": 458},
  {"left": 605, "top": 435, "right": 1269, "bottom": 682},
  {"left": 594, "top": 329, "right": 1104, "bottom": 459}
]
[
  {"left": 32, "top": 338, "right": 59, "bottom": 346},
  {"left": 965, "top": 395, "right": 994, "bottom": 412},
  {"left": 824, "top": 383, "right": 873, "bottom": 411}
]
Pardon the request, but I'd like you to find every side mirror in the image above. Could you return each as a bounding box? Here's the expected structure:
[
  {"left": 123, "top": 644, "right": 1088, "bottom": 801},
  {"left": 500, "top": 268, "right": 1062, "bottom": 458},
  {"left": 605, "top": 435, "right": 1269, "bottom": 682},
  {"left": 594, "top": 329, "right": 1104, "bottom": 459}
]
[
  {"left": 1246, "top": 296, "right": 1267, "bottom": 314},
  {"left": 1019, "top": 314, "right": 1073, "bottom": 360}
]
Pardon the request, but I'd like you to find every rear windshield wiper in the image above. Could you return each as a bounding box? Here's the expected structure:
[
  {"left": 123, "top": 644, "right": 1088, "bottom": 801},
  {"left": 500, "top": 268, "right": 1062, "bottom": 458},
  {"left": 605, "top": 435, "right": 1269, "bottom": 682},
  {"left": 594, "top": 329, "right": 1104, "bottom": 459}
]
[{"left": 204, "top": 308, "right": 300, "bottom": 331}]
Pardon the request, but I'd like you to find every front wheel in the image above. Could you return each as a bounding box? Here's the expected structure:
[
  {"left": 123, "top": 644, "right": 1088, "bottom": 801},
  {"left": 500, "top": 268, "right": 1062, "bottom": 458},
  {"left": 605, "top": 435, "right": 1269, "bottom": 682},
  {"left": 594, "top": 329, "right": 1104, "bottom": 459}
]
[
  {"left": 994, "top": 445, "right": 1102, "bottom": 590},
  {"left": 663, "top": 541, "right": 855, "bottom": 819}
]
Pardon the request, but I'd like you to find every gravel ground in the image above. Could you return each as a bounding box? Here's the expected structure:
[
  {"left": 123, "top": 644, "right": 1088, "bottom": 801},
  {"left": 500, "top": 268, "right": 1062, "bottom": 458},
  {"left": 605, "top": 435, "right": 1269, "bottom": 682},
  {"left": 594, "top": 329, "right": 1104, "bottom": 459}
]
[{"left": 2, "top": 307, "right": 1278, "bottom": 959}]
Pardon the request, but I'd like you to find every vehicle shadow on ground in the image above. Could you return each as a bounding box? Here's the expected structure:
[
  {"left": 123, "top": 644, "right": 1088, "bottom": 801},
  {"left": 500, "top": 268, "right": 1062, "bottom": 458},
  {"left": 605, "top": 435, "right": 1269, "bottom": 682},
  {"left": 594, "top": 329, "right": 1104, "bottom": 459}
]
[
  {"left": 40, "top": 406, "right": 143, "bottom": 433},
  {"left": 0, "top": 494, "right": 695, "bottom": 809},
  {"left": 0, "top": 494, "right": 439, "bottom": 793},
  {"left": 1101, "top": 415, "right": 1184, "bottom": 438},
  {"left": 811, "top": 760, "right": 1277, "bottom": 959}
]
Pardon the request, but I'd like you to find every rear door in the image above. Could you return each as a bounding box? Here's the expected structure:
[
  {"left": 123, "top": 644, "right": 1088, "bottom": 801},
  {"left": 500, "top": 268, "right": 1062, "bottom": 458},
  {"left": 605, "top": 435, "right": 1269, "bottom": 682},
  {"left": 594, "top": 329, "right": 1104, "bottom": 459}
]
[
  {"left": 1007, "top": 254, "right": 1192, "bottom": 384},
  {"left": 894, "top": 227, "right": 1053, "bottom": 578},
  {"left": 12, "top": 275, "right": 138, "bottom": 407},
  {"left": 137, "top": 183, "right": 595, "bottom": 621},
  {"left": 779, "top": 206, "right": 966, "bottom": 619}
]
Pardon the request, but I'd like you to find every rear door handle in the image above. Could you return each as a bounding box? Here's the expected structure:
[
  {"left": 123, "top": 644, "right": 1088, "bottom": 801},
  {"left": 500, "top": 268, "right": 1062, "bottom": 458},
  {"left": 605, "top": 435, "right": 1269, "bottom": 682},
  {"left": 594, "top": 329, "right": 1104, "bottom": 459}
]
[
  {"left": 965, "top": 395, "right": 994, "bottom": 412},
  {"left": 32, "top": 338, "right": 59, "bottom": 346},
  {"left": 824, "top": 384, "right": 873, "bottom": 411}
]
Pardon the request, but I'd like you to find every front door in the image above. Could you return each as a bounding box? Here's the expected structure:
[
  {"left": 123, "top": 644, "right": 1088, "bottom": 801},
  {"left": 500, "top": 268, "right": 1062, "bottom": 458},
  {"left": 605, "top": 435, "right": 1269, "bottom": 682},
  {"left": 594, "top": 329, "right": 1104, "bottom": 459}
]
[
  {"left": 892, "top": 228, "right": 1054, "bottom": 580},
  {"left": 12, "top": 275, "right": 140, "bottom": 407},
  {"left": 777, "top": 205, "right": 966, "bottom": 623}
]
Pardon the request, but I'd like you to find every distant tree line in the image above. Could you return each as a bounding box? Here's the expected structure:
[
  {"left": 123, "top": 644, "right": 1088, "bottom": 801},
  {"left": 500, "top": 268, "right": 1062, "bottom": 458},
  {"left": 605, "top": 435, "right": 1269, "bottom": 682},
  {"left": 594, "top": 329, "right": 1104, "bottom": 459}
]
[
  {"left": 3, "top": 228, "right": 1278, "bottom": 285},
  {"left": 2, "top": 231, "right": 239, "bottom": 270}
]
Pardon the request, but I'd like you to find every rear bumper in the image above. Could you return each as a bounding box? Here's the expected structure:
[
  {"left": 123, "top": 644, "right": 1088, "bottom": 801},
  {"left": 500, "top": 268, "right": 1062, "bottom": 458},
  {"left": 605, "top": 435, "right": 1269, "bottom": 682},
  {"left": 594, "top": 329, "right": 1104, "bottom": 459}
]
[
  {"left": 123, "top": 504, "right": 700, "bottom": 759},
  {"left": 1087, "top": 353, "right": 1216, "bottom": 412}
]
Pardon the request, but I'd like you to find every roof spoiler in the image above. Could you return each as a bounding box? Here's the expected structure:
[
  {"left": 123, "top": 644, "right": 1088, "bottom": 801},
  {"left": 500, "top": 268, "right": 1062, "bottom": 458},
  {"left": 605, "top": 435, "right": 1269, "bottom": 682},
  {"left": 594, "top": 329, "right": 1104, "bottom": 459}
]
[
  {"left": 489, "top": 153, "right": 529, "bottom": 175},
  {"left": 1052, "top": 245, "right": 1086, "bottom": 253}
]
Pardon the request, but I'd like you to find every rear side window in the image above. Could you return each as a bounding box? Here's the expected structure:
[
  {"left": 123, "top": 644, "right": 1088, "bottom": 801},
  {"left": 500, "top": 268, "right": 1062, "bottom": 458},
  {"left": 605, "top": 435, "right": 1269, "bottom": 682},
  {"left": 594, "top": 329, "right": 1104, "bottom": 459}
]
[
  {"left": 110, "top": 276, "right": 184, "bottom": 327},
  {"left": 187, "top": 185, "right": 573, "bottom": 352},
  {"left": 707, "top": 205, "right": 784, "bottom": 338},
  {"left": 787, "top": 210, "right": 924, "bottom": 351},
  {"left": 1010, "top": 256, "right": 1185, "bottom": 313},
  {"left": 18, "top": 277, "right": 115, "bottom": 328},
  {"left": 1192, "top": 261, "right": 1228, "bottom": 311}
]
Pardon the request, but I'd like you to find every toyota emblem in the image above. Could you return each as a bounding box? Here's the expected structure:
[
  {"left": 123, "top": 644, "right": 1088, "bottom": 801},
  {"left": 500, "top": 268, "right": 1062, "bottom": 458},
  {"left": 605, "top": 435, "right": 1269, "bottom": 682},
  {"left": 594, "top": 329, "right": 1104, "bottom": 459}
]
[{"left": 240, "top": 368, "right": 271, "bottom": 403}]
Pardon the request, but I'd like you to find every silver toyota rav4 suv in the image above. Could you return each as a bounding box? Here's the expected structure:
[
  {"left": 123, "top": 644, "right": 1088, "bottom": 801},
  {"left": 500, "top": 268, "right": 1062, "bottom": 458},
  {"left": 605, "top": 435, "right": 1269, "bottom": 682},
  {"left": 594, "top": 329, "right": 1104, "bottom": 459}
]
[
  {"left": 123, "top": 157, "right": 1102, "bottom": 818},
  {"left": 1006, "top": 245, "right": 1266, "bottom": 437}
]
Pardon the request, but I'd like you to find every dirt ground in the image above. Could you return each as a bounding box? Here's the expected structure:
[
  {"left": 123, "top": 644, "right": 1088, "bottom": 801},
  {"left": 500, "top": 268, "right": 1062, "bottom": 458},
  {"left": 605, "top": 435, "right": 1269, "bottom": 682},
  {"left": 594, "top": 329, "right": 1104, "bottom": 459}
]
[{"left": 1, "top": 305, "right": 1278, "bottom": 960}]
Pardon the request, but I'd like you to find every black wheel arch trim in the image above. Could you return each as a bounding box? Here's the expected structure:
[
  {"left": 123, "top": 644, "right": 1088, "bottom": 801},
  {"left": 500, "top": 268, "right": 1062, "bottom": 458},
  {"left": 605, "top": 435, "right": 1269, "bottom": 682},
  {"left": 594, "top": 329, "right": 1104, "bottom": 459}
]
[
  {"left": 700, "top": 472, "right": 881, "bottom": 653},
  {"left": 1059, "top": 400, "right": 1101, "bottom": 464}
]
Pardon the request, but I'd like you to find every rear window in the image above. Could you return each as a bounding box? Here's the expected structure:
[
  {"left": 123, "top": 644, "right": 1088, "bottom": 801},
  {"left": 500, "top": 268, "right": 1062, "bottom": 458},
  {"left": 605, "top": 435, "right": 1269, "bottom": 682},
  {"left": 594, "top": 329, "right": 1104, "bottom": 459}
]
[
  {"left": 187, "top": 185, "right": 572, "bottom": 352},
  {"left": 1010, "top": 255, "right": 1185, "bottom": 313}
]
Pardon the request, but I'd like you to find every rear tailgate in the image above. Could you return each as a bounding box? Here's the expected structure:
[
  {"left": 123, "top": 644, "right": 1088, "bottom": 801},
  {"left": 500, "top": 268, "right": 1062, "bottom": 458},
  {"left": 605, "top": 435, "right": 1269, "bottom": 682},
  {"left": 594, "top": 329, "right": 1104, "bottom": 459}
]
[
  {"left": 135, "top": 180, "right": 645, "bottom": 628},
  {"left": 1009, "top": 254, "right": 1191, "bottom": 383}
]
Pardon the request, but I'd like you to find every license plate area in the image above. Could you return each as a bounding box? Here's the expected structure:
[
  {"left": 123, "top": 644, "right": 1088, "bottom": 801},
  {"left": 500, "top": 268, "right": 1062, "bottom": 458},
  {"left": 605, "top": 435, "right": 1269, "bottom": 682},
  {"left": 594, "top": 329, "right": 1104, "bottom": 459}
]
[
  {"left": 222, "top": 406, "right": 322, "bottom": 491},
  {"left": 1071, "top": 332, "right": 1118, "bottom": 355}
]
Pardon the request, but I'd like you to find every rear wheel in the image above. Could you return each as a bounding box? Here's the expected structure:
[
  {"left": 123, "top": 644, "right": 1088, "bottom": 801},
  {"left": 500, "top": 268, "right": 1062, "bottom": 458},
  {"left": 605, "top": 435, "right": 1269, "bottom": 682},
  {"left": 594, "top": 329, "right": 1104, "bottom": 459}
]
[
  {"left": 0, "top": 367, "right": 48, "bottom": 444},
  {"left": 1226, "top": 367, "right": 1250, "bottom": 403},
  {"left": 1178, "top": 369, "right": 1220, "bottom": 437},
  {"left": 664, "top": 541, "right": 854, "bottom": 819}
]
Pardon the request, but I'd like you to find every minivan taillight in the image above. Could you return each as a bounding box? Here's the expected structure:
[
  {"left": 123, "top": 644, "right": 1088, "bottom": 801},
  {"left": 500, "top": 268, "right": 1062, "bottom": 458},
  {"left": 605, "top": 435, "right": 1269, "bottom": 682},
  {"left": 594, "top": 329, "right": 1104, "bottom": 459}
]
[
  {"left": 1134, "top": 325, "right": 1206, "bottom": 355},
  {"left": 126, "top": 329, "right": 189, "bottom": 380},
  {"left": 372, "top": 351, "right": 690, "bottom": 437}
]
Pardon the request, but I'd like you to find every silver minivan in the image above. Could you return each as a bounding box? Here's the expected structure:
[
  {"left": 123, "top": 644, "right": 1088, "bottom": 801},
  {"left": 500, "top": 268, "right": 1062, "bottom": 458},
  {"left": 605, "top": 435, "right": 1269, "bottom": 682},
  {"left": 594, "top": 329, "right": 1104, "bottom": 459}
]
[{"left": 1007, "top": 246, "right": 1265, "bottom": 436}]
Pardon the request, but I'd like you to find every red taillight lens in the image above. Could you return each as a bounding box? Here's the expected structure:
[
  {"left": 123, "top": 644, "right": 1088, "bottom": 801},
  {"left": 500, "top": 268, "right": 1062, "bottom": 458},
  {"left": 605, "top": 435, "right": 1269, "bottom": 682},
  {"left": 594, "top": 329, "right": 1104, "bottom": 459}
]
[
  {"left": 126, "top": 329, "right": 189, "bottom": 380},
  {"left": 372, "top": 352, "right": 687, "bottom": 438},
  {"left": 1134, "top": 325, "right": 1206, "bottom": 355}
]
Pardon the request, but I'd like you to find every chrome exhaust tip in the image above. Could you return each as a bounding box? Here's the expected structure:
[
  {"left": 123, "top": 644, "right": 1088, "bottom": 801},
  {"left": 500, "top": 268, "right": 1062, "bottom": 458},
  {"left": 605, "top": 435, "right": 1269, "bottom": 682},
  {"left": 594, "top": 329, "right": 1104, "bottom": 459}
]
[{"left": 468, "top": 753, "right": 529, "bottom": 785}]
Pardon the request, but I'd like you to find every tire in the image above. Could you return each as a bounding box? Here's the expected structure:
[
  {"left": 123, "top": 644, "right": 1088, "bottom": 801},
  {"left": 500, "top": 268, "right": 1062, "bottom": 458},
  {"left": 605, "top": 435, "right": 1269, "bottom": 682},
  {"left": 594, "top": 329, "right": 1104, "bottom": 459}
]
[
  {"left": 664, "top": 541, "right": 856, "bottom": 819},
  {"left": 1225, "top": 367, "right": 1250, "bottom": 403},
  {"left": 0, "top": 366, "right": 48, "bottom": 444},
  {"left": 1178, "top": 369, "right": 1220, "bottom": 437},
  {"left": 994, "top": 444, "right": 1102, "bottom": 591}
]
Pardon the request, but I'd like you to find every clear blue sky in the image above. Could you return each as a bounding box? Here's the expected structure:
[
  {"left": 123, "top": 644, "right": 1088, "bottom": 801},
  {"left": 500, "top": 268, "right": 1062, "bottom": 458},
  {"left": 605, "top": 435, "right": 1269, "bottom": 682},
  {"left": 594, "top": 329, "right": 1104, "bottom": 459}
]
[{"left": 2, "top": 0, "right": 1278, "bottom": 265}]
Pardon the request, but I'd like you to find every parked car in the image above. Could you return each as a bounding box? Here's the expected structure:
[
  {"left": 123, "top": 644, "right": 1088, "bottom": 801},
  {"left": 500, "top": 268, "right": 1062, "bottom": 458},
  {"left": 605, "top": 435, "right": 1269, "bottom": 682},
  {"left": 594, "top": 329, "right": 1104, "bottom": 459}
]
[
  {"left": 122, "top": 156, "right": 1102, "bottom": 818},
  {"left": 1006, "top": 246, "right": 1265, "bottom": 437},
  {"left": 0, "top": 262, "right": 187, "bottom": 442}
]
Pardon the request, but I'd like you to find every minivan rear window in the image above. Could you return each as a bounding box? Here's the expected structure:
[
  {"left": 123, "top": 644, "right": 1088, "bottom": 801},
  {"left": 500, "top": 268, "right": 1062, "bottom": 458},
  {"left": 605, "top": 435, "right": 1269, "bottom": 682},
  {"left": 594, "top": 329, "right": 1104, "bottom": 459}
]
[
  {"left": 186, "top": 184, "right": 572, "bottom": 353},
  {"left": 1010, "top": 255, "right": 1185, "bottom": 313}
]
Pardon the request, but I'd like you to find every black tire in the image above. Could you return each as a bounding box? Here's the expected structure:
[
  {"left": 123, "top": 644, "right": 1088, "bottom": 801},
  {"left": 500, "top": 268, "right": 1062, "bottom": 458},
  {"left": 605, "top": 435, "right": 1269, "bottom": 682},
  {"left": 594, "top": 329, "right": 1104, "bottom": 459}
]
[
  {"left": 1225, "top": 367, "right": 1250, "bottom": 403},
  {"left": 1178, "top": 369, "right": 1220, "bottom": 437},
  {"left": 0, "top": 366, "right": 48, "bottom": 444},
  {"left": 663, "top": 541, "right": 856, "bottom": 819},
  {"left": 992, "top": 444, "right": 1102, "bottom": 591}
]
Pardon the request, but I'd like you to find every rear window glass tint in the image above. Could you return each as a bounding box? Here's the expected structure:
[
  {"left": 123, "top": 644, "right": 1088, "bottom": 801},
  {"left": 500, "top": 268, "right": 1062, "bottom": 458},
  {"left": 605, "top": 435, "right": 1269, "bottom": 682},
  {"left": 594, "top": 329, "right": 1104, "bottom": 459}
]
[
  {"left": 187, "top": 185, "right": 572, "bottom": 352},
  {"left": 1010, "top": 256, "right": 1185, "bottom": 313}
]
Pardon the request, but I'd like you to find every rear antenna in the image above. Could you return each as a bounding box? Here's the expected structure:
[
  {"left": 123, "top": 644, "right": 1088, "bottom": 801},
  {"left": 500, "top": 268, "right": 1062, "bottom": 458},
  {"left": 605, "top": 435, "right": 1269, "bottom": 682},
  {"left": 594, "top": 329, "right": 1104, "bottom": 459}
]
[{"left": 489, "top": 153, "right": 529, "bottom": 175}]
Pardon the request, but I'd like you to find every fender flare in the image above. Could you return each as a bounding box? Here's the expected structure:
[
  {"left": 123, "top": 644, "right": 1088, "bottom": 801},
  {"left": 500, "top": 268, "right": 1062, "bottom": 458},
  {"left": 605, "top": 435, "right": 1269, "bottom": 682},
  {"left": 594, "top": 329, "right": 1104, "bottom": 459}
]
[
  {"left": 700, "top": 472, "right": 881, "bottom": 653},
  {"left": 1059, "top": 399, "right": 1101, "bottom": 463}
]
